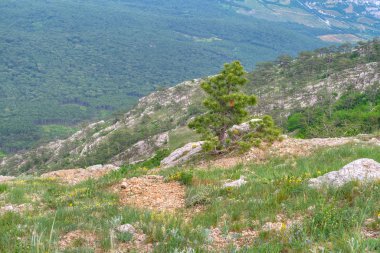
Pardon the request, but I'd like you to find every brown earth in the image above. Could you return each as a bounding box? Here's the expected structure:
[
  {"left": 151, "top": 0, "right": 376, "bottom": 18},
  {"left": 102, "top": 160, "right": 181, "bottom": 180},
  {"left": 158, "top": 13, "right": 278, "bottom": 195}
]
[
  {"left": 58, "top": 229, "right": 100, "bottom": 251},
  {"left": 113, "top": 175, "right": 185, "bottom": 212},
  {"left": 115, "top": 230, "right": 153, "bottom": 253}
]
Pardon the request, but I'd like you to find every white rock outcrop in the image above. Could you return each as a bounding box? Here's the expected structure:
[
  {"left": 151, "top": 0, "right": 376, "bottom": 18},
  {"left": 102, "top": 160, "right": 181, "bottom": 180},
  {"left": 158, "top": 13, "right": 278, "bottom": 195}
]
[
  {"left": 308, "top": 158, "right": 380, "bottom": 188},
  {"left": 230, "top": 119, "right": 262, "bottom": 133},
  {"left": 223, "top": 176, "right": 247, "bottom": 188},
  {"left": 160, "top": 141, "right": 204, "bottom": 168}
]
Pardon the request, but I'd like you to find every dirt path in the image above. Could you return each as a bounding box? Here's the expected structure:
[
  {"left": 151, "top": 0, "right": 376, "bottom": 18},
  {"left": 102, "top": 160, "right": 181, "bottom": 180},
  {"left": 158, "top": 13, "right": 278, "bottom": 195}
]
[{"left": 199, "top": 136, "right": 380, "bottom": 169}]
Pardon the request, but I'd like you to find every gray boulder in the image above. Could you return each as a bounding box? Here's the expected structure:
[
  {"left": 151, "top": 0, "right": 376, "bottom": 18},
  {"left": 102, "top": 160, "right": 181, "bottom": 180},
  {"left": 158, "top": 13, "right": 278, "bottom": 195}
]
[
  {"left": 308, "top": 158, "right": 380, "bottom": 188},
  {"left": 160, "top": 141, "right": 204, "bottom": 168}
]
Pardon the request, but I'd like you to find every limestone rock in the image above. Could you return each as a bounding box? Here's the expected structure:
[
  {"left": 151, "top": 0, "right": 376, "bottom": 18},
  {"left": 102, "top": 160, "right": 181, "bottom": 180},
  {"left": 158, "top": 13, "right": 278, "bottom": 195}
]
[
  {"left": 230, "top": 119, "right": 262, "bottom": 133},
  {"left": 308, "top": 158, "right": 380, "bottom": 188},
  {"left": 223, "top": 176, "right": 247, "bottom": 188},
  {"left": 160, "top": 141, "right": 204, "bottom": 168}
]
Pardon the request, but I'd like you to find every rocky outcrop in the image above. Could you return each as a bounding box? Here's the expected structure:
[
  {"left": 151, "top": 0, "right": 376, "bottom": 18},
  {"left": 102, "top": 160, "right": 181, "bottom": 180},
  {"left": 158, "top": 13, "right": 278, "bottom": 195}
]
[
  {"left": 230, "top": 119, "right": 262, "bottom": 133},
  {"left": 308, "top": 158, "right": 380, "bottom": 188},
  {"left": 223, "top": 176, "right": 247, "bottom": 188},
  {"left": 160, "top": 141, "right": 204, "bottom": 168},
  {"left": 110, "top": 132, "right": 169, "bottom": 166},
  {"left": 1, "top": 62, "right": 379, "bottom": 176}
]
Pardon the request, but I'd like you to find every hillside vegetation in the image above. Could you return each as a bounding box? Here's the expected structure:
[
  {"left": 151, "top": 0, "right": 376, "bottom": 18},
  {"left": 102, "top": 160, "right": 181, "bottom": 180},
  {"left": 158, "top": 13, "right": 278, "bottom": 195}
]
[
  {"left": 0, "top": 143, "right": 379, "bottom": 252},
  {"left": 0, "top": 40, "right": 379, "bottom": 176},
  {"left": 0, "top": 0, "right": 330, "bottom": 153}
]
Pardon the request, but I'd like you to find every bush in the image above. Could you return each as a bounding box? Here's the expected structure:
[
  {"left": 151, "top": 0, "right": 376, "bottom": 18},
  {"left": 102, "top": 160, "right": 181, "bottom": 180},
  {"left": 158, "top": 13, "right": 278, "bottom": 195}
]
[{"left": 168, "top": 171, "right": 193, "bottom": 185}]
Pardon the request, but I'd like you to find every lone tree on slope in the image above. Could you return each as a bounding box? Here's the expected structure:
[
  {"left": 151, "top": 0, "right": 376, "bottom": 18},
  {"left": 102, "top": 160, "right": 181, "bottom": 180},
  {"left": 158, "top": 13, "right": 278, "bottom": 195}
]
[{"left": 188, "top": 61, "right": 257, "bottom": 150}]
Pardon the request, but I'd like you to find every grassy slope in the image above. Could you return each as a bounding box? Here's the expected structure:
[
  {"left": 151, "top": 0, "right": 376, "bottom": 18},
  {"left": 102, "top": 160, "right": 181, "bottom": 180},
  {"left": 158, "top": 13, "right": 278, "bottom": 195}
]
[{"left": 0, "top": 144, "right": 379, "bottom": 252}]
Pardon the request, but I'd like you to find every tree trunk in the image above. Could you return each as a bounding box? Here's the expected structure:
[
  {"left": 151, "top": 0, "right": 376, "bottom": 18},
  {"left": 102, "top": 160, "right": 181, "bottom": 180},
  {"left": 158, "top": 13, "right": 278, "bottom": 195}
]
[{"left": 218, "top": 125, "right": 227, "bottom": 147}]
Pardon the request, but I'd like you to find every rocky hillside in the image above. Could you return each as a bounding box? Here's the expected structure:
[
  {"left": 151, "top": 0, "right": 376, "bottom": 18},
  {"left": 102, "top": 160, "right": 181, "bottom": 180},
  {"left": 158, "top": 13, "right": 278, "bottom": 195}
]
[
  {"left": 1, "top": 40, "right": 379, "bottom": 176},
  {"left": 0, "top": 137, "right": 379, "bottom": 252}
]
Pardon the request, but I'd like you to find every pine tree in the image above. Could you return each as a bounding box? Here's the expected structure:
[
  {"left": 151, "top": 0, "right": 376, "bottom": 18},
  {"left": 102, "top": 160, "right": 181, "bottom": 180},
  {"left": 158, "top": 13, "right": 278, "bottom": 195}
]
[{"left": 188, "top": 61, "right": 257, "bottom": 150}]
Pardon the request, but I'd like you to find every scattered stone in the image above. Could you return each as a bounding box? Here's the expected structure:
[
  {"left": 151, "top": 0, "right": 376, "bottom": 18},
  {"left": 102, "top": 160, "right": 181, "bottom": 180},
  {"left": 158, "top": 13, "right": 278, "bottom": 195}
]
[
  {"left": 114, "top": 175, "right": 185, "bottom": 212},
  {"left": 160, "top": 141, "right": 204, "bottom": 168},
  {"left": 116, "top": 224, "right": 136, "bottom": 235},
  {"left": 308, "top": 158, "right": 380, "bottom": 188},
  {"left": 40, "top": 164, "right": 119, "bottom": 185},
  {"left": 0, "top": 176, "right": 15, "bottom": 183},
  {"left": 223, "top": 176, "right": 247, "bottom": 188},
  {"left": 120, "top": 181, "right": 128, "bottom": 189}
]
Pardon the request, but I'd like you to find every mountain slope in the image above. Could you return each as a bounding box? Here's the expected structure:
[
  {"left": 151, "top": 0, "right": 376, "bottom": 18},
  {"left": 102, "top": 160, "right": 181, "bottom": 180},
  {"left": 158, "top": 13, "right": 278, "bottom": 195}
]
[
  {"left": 1, "top": 40, "right": 379, "bottom": 176},
  {"left": 0, "top": 0, "right": 331, "bottom": 153}
]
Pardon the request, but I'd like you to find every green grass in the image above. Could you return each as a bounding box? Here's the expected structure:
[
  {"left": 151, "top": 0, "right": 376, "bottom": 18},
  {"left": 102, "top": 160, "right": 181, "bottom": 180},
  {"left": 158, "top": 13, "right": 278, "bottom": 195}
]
[{"left": 0, "top": 144, "right": 379, "bottom": 252}]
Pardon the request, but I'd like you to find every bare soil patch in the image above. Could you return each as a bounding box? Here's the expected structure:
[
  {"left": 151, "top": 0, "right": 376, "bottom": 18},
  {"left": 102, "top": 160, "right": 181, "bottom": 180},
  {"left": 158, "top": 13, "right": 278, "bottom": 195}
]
[
  {"left": 115, "top": 231, "right": 153, "bottom": 253},
  {"left": 207, "top": 227, "right": 258, "bottom": 252},
  {"left": 113, "top": 175, "right": 185, "bottom": 212},
  {"left": 58, "top": 229, "right": 99, "bottom": 250}
]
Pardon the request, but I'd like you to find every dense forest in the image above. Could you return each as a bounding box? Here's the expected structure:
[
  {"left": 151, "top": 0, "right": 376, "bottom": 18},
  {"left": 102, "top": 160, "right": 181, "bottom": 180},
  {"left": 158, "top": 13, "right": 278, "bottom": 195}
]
[
  {"left": 287, "top": 88, "right": 380, "bottom": 138},
  {"left": 0, "top": 0, "right": 330, "bottom": 153}
]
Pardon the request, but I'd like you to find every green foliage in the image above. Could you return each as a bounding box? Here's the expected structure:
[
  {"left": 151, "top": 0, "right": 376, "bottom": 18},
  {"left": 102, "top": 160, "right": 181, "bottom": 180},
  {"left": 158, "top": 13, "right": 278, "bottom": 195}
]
[
  {"left": 167, "top": 171, "right": 193, "bottom": 186},
  {"left": 189, "top": 61, "right": 257, "bottom": 150},
  {"left": 287, "top": 86, "right": 380, "bottom": 138},
  {"left": 0, "top": 184, "right": 8, "bottom": 193},
  {"left": 248, "top": 39, "right": 380, "bottom": 91},
  {"left": 231, "top": 115, "right": 282, "bottom": 152}
]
